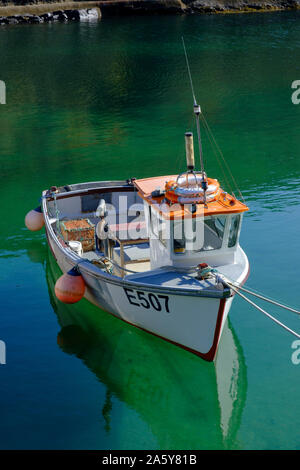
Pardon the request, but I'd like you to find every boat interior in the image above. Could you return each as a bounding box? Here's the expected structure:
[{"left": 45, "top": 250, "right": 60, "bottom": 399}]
[{"left": 46, "top": 181, "right": 150, "bottom": 273}]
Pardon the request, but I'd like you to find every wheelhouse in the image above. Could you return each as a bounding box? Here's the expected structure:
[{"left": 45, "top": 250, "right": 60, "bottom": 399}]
[{"left": 134, "top": 173, "right": 248, "bottom": 270}]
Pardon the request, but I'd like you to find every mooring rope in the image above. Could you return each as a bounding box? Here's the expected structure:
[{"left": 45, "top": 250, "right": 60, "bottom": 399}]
[
  {"left": 227, "top": 282, "right": 300, "bottom": 315},
  {"left": 228, "top": 282, "right": 300, "bottom": 340},
  {"left": 195, "top": 264, "right": 300, "bottom": 339},
  {"left": 101, "top": 256, "right": 139, "bottom": 274}
]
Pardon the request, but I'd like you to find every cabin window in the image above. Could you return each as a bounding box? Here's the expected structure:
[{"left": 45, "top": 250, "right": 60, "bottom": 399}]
[
  {"left": 173, "top": 215, "right": 227, "bottom": 253},
  {"left": 173, "top": 219, "right": 186, "bottom": 253},
  {"left": 228, "top": 214, "right": 241, "bottom": 247}
]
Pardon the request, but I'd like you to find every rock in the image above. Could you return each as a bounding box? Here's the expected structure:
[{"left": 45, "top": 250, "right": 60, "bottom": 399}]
[
  {"left": 15, "top": 15, "right": 26, "bottom": 23},
  {"left": 32, "top": 16, "right": 43, "bottom": 23},
  {"left": 7, "top": 16, "right": 19, "bottom": 24},
  {"left": 87, "top": 8, "right": 101, "bottom": 19},
  {"left": 79, "top": 8, "right": 100, "bottom": 21},
  {"left": 40, "top": 13, "right": 54, "bottom": 22},
  {"left": 65, "top": 9, "right": 80, "bottom": 21},
  {"left": 23, "top": 14, "right": 33, "bottom": 22},
  {"left": 247, "top": 3, "right": 264, "bottom": 8},
  {"left": 52, "top": 10, "right": 68, "bottom": 22}
]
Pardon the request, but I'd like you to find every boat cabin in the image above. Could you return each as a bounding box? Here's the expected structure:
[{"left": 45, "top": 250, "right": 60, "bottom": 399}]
[{"left": 133, "top": 173, "right": 248, "bottom": 271}]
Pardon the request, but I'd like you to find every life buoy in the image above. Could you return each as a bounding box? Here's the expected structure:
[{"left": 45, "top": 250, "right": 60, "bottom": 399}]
[{"left": 165, "top": 176, "right": 220, "bottom": 205}]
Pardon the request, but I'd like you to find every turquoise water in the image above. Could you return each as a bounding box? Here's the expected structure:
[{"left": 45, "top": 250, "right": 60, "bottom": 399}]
[{"left": 1, "top": 11, "right": 300, "bottom": 449}]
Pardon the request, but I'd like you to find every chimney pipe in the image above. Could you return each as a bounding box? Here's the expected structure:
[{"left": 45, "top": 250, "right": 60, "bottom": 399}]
[{"left": 185, "top": 132, "right": 195, "bottom": 170}]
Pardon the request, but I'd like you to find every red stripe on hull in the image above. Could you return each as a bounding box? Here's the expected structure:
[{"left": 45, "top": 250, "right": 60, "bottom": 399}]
[{"left": 86, "top": 294, "right": 227, "bottom": 362}]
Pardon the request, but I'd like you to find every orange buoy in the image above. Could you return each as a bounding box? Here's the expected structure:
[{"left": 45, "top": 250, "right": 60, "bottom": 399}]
[
  {"left": 25, "top": 206, "right": 45, "bottom": 231},
  {"left": 55, "top": 267, "right": 85, "bottom": 304}
]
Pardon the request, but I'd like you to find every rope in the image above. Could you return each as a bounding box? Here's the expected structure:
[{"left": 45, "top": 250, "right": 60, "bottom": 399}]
[
  {"left": 181, "top": 37, "right": 246, "bottom": 204},
  {"left": 228, "top": 283, "right": 300, "bottom": 315},
  {"left": 81, "top": 255, "right": 138, "bottom": 275},
  {"left": 219, "top": 271, "right": 300, "bottom": 315},
  {"left": 195, "top": 265, "right": 300, "bottom": 339},
  {"left": 201, "top": 116, "right": 234, "bottom": 195},
  {"left": 234, "top": 282, "right": 300, "bottom": 312},
  {"left": 228, "top": 282, "right": 300, "bottom": 340},
  {"left": 101, "top": 256, "right": 139, "bottom": 274},
  {"left": 182, "top": 36, "right": 197, "bottom": 106},
  {"left": 200, "top": 113, "right": 246, "bottom": 204}
]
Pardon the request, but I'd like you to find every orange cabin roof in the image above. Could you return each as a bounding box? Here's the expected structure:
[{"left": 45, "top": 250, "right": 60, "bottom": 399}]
[{"left": 134, "top": 175, "right": 249, "bottom": 220}]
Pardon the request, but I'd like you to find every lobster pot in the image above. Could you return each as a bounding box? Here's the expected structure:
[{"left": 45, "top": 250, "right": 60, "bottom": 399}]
[{"left": 60, "top": 219, "right": 95, "bottom": 252}]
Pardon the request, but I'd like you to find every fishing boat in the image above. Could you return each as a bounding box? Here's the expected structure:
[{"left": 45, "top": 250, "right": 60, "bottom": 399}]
[{"left": 25, "top": 90, "right": 251, "bottom": 362}]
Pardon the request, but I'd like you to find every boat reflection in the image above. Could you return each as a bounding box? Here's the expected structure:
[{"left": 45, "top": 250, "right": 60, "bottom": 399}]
[{"left": 46, "top": 251, "right": 247, "bottom": 449}]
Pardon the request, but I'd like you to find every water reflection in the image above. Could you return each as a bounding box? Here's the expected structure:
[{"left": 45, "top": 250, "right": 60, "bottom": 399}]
[{"left": 46, "top": 250, "right": 247, "bottom": 449}]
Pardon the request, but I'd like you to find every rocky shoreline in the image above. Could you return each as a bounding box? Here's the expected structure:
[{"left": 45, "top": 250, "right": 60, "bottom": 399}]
[
  {"left": 0, "top": 1, "right": 186, "bottom": 23},
  {"left": 0, "top": 7, "right": 100, "bottom": 24},
  {"left": 0, "top": 0, "right": 299, "bottom": 24},
  {"left": 186, "top": 0, "right": 300, "bottom": 13}
]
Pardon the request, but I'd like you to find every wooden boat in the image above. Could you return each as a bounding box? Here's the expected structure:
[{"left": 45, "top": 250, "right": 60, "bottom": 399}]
[{"left": 39, "top": 166, "right": 249, "bottom": 361}]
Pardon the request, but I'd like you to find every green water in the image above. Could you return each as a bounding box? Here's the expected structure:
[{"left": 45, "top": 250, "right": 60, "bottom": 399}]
[{"left": 1, "top": 11, "right": 300, "bottom": 450}]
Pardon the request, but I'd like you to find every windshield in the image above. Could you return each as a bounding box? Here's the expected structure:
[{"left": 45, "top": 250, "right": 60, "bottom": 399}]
[
  {"left": 173, "top": 216, "right": 227, "bottom": 253},
  {"left": 228, "top": 214, "right": 241, "bottom": 247}
]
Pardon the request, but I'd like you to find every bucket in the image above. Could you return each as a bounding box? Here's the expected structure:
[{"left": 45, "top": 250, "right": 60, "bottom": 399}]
[{"left": 68, "top": 241, "right": 83, "bottom": 256}]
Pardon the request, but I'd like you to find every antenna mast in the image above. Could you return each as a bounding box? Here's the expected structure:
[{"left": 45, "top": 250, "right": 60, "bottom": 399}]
[{"left": 182, "top": 37, "right": 208, "bottom": 200}]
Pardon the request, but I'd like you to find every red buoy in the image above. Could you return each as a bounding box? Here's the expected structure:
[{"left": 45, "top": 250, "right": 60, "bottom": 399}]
[
  {"left": 25, "top": 206, "right": 45, "bottom": 231},
  {"left": 55, "top": 267, "right": 85, "bottom": 304}
]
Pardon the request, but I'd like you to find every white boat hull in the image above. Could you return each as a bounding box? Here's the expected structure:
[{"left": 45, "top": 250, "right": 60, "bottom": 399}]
[{"left": 42, "top": 181, "right": 249, "bottom": 362}]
